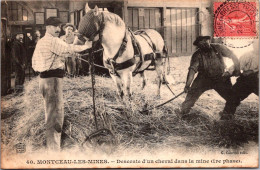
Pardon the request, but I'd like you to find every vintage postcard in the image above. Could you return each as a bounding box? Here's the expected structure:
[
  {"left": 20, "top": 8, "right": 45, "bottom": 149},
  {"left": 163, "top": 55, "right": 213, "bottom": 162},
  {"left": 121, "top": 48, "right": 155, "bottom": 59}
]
[{"left": 1, "top": 0, "right": 259, "bottom": 168}]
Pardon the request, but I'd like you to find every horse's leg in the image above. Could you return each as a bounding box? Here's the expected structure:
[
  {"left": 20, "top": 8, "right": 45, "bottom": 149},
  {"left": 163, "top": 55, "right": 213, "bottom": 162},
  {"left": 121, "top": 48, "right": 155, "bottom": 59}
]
[
  {"left": 162, "top": 57, "right": 169, "bottom": 84},
  {"left": 122, "top": 72, "right": 132, "bottom": 99},
  {"left": 111, "top": 74, "right": 124, "bottom": 100},
  {"left": 155, "top": 58, "right": 164, "bottom": 98},
  {"left": 140, "top": 71, "right": 146, "bottom": 90}
]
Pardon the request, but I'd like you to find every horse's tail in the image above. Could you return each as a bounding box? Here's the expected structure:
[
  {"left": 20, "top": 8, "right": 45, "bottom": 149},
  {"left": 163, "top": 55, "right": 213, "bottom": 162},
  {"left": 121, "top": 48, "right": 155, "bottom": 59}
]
[{"left": 163, "top": 43, "right": 170, "bottom": 75}]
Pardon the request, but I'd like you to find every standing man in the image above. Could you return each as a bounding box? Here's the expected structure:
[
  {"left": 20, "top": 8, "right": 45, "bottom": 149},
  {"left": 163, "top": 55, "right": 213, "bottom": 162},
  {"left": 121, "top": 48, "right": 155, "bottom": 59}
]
[
  {"left": 220, "top": 40, "right": 259, "bottom": 120},
  {"left": 31, "top": 30, "right": 42, "bottom": 76},
  {"left": 26, "top": 33, "right": 35, "bottom": 78},
  {"left": 32, "top": 17, "right": 92, "bottom": 151},
  {"left": 178, "top": 36, "right": 240, "bottom": 119},
  {"left": 60, "top": 23, "right": 81, "bottom": 77},
  {"left": 11, "top": 32, "right": 27, "bottom": 93},
  {"left": 34, "top": 30, "right": 41, "bottom": 44}
]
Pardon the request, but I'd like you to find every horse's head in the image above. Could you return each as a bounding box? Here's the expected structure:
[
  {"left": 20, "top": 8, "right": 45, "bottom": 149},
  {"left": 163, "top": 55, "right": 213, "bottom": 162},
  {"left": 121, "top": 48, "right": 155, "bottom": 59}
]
[{"left": 75, "top": 4, "right": 103, "bottom": 45}]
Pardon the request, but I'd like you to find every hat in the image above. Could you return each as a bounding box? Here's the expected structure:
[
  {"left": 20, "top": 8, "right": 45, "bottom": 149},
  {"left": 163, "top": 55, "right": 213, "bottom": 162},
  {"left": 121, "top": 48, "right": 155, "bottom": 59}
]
[
  {"left": 45, "top": 17, "right": 62, "bottom": 26},
  {"left": 13, "top": 32, "right": 24, "bottom": 38},
  {"left": 193, "top": 36, "right": 211, "bottom": 46},
  {"left": 14, "top": 31, "right": 24, "bottom": 36},
  {"left": 63, "top": 23, "right": 76, "bottom": 31}
]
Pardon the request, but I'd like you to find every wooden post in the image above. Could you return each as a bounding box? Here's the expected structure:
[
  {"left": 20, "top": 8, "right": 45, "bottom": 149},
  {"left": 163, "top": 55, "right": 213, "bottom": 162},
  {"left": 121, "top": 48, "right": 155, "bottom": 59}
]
[
  {"left": 122, "top": 0, "right": 128, "bottom": 25},
  {"left": 162, "top": 6, "right": 166, "bottom": 40}
]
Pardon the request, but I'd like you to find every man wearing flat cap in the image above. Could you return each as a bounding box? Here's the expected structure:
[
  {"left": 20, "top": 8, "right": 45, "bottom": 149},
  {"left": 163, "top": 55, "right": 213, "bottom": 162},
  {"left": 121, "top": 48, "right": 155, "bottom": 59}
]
[
  {"left": 178, "top": 36, "right": 240, "bottom": 119},
  {"left": 11, "top": 32, "right": 27, "bottom": 93},
  {"left": 60, "top": 23, "right": 81, "bottom": 77},
  {"left": 32, "top": 17, "right": 92, "bottom": 151}
]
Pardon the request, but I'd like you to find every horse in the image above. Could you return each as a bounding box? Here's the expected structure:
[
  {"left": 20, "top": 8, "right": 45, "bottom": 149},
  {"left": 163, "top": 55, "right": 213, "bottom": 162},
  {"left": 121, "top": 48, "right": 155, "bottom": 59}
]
[{"left": 73, "top": 4, "right": 169, "bottom": 100}]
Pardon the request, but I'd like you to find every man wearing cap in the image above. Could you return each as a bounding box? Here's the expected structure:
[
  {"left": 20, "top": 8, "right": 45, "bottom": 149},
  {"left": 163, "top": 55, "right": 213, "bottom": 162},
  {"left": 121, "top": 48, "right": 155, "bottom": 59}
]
[
  {"left": 32, "top": 17, "right": 92, "bottom": 151},
  {"left": 178, "top": 36, "right": 240, "bottom": 119},
  {"left": 11, "top": 32, "right": 27, "bottom": 93},
  {"left": 60, "top": 23, "right": 81, "bottom": 77},
  {"left": 220, "top": 39, "right": 259, "bottom": 120}
]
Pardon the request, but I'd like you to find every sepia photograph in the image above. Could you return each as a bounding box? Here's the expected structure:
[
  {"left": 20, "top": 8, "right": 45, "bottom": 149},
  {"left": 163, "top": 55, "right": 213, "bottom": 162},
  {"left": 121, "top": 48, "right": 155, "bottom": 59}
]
[{"left": 1, "top": 0, "right": 259, "bottom": 168}]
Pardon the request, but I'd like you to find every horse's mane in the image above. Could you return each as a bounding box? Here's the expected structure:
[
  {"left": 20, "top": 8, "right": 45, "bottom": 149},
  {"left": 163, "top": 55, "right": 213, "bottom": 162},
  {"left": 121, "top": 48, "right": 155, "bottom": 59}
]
[{"left": 102, "top": 12, "right": 125, "bottom": 27}]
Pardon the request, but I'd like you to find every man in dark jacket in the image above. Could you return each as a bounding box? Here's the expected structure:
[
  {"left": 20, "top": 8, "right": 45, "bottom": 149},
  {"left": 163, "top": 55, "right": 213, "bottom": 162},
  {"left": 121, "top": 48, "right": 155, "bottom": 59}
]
[
  {"left": 179, "top": 36, "right": 240, "bottom": 118},
  {"left": 11, "top": 32, "right": 27, "bottom": 92}
]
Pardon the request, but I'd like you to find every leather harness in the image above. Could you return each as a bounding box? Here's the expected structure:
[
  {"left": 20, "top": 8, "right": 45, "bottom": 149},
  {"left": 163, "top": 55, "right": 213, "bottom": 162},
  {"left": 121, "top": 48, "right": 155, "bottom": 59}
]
[{"left": 79, "top": 12, "right": 164, "bottom": 77}]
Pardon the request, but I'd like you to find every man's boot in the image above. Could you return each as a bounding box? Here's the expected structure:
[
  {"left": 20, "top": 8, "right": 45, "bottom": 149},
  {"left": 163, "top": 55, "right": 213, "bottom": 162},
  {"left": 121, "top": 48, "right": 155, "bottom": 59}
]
[{"left": 219, "top": 111, "right": 234, "bottom": 120}]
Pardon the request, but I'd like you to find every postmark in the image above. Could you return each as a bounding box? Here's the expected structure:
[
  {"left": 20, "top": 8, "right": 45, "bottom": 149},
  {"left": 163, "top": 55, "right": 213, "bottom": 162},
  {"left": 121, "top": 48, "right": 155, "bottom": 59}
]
[{"left": 214, "top": 2, "right": 258, "bottom": 37}]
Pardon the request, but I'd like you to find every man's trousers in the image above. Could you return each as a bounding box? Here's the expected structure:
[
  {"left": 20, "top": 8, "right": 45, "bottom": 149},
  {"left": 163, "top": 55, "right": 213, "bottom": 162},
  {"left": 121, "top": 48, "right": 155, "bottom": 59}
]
[
  {"left": 14, "top": 65, "right": 25, "bottom": 90},
  {"left": 39, "top": 77, "right": 64, "bottom": 151},
  {"left": 223, "top": 72, "right": 259, "bottom": 116},
  {"left": 181, "top": 74, "right": 233, "bottom": 115}
]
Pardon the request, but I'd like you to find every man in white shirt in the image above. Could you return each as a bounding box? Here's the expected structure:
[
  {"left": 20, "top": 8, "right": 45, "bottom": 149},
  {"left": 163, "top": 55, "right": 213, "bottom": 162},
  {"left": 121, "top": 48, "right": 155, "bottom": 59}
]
[
  {"left": 220, "top": 40, "right": 259, "bottom": 120},
  {"left": 32, "top": 17, "right": 92, "bottom": 151}
]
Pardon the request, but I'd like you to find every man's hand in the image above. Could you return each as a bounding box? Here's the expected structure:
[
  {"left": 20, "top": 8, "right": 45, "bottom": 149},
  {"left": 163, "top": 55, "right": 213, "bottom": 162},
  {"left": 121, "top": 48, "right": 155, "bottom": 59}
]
[
  {"left": 85, "top": 40, "right": 92, "bottom": 47},
  {"left": 184, "top": 86, "right": 191, "bottom": 93}
]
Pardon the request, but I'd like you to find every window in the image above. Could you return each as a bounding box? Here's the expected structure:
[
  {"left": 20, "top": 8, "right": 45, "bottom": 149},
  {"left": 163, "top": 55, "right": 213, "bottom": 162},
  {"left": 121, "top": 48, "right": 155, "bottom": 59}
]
[
  {"left": 8, "top": 2, "right": 28, "bottom": 21},
  {"left": 45, "top": 8, "right": 58, "bottom": 19}
]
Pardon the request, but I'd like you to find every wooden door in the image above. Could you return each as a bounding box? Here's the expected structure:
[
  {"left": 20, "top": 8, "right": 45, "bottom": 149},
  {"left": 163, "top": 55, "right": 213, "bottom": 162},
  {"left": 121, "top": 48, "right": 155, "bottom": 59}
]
[
  {"left": 127, "top": 7, "right": 163, "bottom": 35},
  {"left": 165, "top": 8, "right": 200, "bottom": 56}
]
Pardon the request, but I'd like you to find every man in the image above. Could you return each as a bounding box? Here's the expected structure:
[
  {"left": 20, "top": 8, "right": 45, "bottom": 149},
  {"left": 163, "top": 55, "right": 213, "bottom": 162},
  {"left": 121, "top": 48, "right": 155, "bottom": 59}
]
[
  {"left": 32, "top": 17, "right": 92, "bottom": 151},
  {"left": 31, "top": 30, "right": 41, "bottom": 76},
  {"left": 178, "top": 36, "right": 240, "bottom": 119},
  {"left": 26, "top": 33, "right": 35, "bottom": 76},
  {"left": 60, "top": 23, "right": 81, "bottom": 77},
  {"left": 11, "top": 32, "right": 27, "bottom": 93},
  {"left": 34, "top": 30, "right": 41, "bottom": 44},
  {"left": 220, "top": 40, "right": 259, "bottom": 120}
]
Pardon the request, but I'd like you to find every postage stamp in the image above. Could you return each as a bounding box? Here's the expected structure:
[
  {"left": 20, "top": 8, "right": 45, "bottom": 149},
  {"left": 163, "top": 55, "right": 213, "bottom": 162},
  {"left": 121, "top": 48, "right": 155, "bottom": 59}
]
[{"left": 214, "top": 2, "right": 258, "bottom": 37}]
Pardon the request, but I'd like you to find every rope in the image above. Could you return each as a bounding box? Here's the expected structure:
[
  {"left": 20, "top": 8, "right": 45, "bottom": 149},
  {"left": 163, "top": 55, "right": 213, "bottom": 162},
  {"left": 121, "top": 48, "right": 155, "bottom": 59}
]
[
  {"left": 140, "top": 91, "right": 185, "bottom": 114},
  {"left": 77, "top": 56, "right": 108, "bottom": 69}
]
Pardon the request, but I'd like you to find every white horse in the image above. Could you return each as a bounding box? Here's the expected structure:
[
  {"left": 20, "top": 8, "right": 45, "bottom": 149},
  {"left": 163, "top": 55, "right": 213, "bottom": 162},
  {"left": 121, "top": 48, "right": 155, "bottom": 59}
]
[{"left": 74, "top": 4, "right": 169, "bottom": 99}]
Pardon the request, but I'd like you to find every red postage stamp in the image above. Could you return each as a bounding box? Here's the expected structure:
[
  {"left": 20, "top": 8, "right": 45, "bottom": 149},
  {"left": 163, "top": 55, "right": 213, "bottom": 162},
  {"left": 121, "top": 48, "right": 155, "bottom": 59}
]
[{"left": 214, "top": 2, "right": 257, "bottom": 37}]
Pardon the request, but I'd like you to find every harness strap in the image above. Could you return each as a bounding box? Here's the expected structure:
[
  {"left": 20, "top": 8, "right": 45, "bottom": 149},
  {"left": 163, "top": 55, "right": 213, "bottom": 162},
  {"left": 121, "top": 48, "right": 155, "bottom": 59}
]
[
  {"left": 89, "top": 12, "right": 105, "bottom": 41},
  {"left": 128, "top": 28, "right": 144, "bottom": 75},
  {"left": 98, "top": 12, "right": 105, "bottom": 41},
  {"left": 135, "top": 30, "right": 156, "bottom": 52},
  {"left": 112, "top": 30, "right": 128, "bottom": 62},
  {"left": 128, "top": 28, "right": 142, "bottom": 57},
  {"left": 106, "top": 29, "right": 128, "bottom": 76},
  {"left": 105, "top": 57, "right": 136, "bottom": 75},
  {"left": 114, "top": 57, "right": 136, "bottom": 70}
]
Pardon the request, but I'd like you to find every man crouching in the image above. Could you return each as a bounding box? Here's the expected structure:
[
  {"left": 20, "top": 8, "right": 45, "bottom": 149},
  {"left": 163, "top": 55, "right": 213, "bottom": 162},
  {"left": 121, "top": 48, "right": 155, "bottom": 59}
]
[
  {"left": 220, "top": 39, "right": 259, "bottom": 120},
  {"left": 178, "top": 36, "right": 240, "bottom": 119}
]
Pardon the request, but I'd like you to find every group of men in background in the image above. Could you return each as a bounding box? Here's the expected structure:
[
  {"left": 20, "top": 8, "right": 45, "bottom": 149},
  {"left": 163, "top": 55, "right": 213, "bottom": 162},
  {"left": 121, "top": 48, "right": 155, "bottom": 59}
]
[
  {"left": 10, "top": 23, "right": 82, "bottom": 93},
  {"left": 10, "top": 30, "right": 41, "bottom": 93}
]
